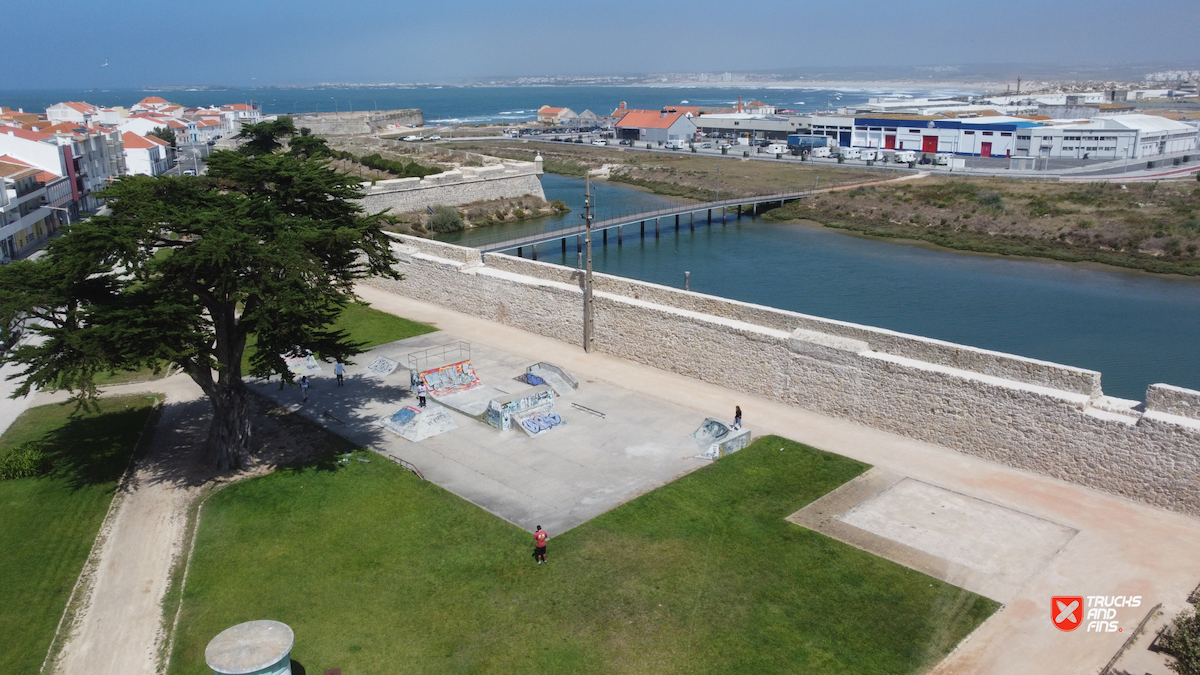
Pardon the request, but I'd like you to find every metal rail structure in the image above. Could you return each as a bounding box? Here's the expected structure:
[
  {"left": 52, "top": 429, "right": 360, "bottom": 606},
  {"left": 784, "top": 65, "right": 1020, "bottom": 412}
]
[{"left": 473, "top": 188, "right": 819, "bottom": 255}]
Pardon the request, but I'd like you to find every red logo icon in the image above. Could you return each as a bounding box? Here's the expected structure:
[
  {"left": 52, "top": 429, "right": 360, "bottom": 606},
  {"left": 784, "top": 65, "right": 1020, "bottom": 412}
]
[{"left": 1052, "top": 596, "right": 1084, "bottom": 631}]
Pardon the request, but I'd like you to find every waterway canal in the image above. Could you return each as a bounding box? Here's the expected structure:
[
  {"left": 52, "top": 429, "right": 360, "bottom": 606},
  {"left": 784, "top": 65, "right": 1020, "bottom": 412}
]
[{"left": 438, "top": 174, "right": 1200, "bottom": 401}]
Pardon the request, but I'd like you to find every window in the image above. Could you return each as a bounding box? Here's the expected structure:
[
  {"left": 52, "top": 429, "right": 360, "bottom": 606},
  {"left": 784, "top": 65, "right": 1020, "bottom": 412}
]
[
  {"left": 1018, "top": 135, "right": 1031, "bottom": 140},
  {"left": 885, "top": 128, "right": 897, "bottom": 132},
  {"left": 963, "top": 131, "right": 975, "bottom": 135},
  {"left": 982, "top": 132, "right": 994, "bottom": 136},
  {"left": 1001, "top": 132, "right": 1013, "bottom": 137},
  {"left": 909, "top": 129, "right": 921, "bottom": 133},
  {"left": 855, "top": 126, "right": 866, "bottom": 130},
  {"left": 869, "top": 127, "right": 882, "bottom": 131}
]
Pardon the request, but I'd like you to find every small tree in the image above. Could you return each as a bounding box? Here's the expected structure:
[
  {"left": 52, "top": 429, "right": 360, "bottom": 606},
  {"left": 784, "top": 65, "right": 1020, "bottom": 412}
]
[
  {"left": 236, "top": 117, "right": 298, "bottom": 156},
  {"left": 427, "top": 206, "right": 464, "bottom": 233},
  {"left": 148, "top": 126, "right": 176, "bottom": 147},
  {"left": 287, "top": 127, "right": 331, "bottom": 159},
  {"left": 1161, "top": 600, "right": 1200, "bottom": 675}
]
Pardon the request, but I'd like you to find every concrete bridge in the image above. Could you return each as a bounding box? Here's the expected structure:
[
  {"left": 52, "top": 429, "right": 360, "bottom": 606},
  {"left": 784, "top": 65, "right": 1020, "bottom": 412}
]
[{"left": 473, "top": 189, "right": 816, "bottom": 256}]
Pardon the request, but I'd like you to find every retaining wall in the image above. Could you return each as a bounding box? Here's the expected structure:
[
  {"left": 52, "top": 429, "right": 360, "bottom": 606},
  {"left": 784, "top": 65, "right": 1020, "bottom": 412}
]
[
  {"left": 359, "top": 160, "right": 545, "bottom": 214},
  {"left": 284, "top": 109, "right": 424, "bottom": 136},
  {"left": 371, "top": 234, "right": 1200, "bottom": 516}
]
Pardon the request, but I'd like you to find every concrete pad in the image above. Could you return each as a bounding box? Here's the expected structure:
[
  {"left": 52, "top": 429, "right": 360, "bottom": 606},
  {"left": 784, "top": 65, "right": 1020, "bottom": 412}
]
[
  {"left": 250, "top": 332, "right": 710, "bottom": 535},
  {"left": 836, "top": 477, "right": 1077, "bottom": 602}
]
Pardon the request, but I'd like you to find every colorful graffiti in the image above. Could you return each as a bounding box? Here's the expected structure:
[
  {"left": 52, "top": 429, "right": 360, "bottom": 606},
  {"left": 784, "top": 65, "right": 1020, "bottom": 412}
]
[{"left": 420, "top": 360, "right": 482, "bottom": 396}]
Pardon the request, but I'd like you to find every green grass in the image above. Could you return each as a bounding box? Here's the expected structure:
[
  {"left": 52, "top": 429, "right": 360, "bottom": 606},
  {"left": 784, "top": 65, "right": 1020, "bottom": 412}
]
[
  {"left": 0, "top": 395, "right": 159, "bottom": 673},
  {"left": 169, "top": 436, "right": 997, "bottom": 675},
  {"left": 242, "top": 302, "right": 436, "bottom": 373}
]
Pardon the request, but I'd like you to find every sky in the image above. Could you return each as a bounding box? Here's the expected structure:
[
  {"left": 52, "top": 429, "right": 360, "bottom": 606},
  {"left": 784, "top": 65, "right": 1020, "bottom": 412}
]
[{"left": 4, "top": 0, "right": 1198, "bottom": 88}]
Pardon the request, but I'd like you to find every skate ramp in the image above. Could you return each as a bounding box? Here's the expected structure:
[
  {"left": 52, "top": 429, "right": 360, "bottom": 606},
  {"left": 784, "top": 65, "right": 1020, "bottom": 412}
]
[
  {"left": 436, "top": 386, "right": 510, "bottom": 418},
  {"left": 377, "top": 404, "right": 458, "bottom": 442},
  {"left": 520, "top": 363, "right": 577, "bottom": 397},
  {"left": 691, "top": 418, "right": 752, "bottom": 460},
  {"left": 419, "top": 359, "right": 482, "bottom": 396},
  {"left": 486, "top": 385, "right": 556, "bottom": 431}
]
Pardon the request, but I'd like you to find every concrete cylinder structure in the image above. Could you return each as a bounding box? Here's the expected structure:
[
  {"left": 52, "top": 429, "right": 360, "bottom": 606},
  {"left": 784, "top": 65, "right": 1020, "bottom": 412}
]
[{"left": 205, "top": 620, "right": 294, "bottom": 675}]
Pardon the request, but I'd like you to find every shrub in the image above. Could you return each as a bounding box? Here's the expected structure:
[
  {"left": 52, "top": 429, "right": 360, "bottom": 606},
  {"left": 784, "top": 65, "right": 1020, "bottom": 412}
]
[
  {"left": 979, "top": 192, "right": 1005, "bottom": 211},
  {"left": 427, "top": 206, "right": 464, "bottom": 233},
  {"left": 512, "top": 208, "right": 527, "bottom": 219},
  {"left": 0, "top": 442, "right": 52, "bottom": 480},
  {"left": 549, "top": 200, "right": 570, "bottom": 214},
  {"left": 1160, "top": 600, "right": 1200, "bottom": 675}
]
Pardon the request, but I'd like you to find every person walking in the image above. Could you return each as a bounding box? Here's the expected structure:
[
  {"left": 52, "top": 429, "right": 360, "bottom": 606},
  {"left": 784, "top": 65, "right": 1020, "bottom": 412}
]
[
  {"left": 300, "top": 375, "right": 310, "bottom": 402},
  {"left": 732, "top": 405, "right": 742, "bottom": 430},
  {"left": 416, "top": 380, "right": 427, "bottom": 408},
  {"left": 534, "top": 526, "right": 548, "bottom": 564},
  {"left": 334, "top": 361, "right": 345, "bottom": 387}
]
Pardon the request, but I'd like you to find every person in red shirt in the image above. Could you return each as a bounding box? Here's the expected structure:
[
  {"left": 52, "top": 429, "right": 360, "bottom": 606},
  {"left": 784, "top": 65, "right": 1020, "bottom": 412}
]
[{"left": 534, "top": 526, "right": 548, "bottom": 564}]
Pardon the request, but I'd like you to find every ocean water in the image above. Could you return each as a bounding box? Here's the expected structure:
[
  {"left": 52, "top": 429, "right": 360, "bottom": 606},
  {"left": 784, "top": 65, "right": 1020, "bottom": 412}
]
[{"left": 0, "top": 84, "right": 977, "bottom": 125}]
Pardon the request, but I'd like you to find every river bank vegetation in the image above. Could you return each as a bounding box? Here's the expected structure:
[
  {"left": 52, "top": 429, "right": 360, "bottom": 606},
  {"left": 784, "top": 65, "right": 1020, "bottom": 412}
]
[
  {"left": 443, "top": 140, "right": 879, "bottom": 198},
  {"left": 382, "top": 195, "right": 571, "bottom": 237},
  {"left": 764, "top": 177, "right": 1200, "bottom": 276}
]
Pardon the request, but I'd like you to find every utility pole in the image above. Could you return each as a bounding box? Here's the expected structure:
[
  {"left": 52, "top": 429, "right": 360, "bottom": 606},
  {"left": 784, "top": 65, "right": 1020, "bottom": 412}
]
[{"left": 581, "top": 177, "right": 595, "bottom": 353}]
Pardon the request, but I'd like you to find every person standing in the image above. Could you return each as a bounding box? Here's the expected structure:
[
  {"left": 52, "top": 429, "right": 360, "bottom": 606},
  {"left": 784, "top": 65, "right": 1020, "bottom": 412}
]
[
  {"left": 334, "top": 361, "right": 345, "bottom": 387},
  {"left": 416, "top": 380, "right": 427, "bottom": 408},
  {"left": 733, "top": 405, "right": 742, "bottom": 430},
  {"left": 300, "top": 375, "right": 310, "bottom": 402},
  {"left": 534, "top": 526, "right": 548, "bottom": 564}
]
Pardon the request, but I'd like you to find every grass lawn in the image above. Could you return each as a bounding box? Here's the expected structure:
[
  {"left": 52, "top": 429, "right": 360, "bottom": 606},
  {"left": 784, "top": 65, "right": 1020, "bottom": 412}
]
[
  {"left": 169, "top": 436, "right": 997, "bottom": 675},
  {"left": 0, "top": 395, "right": 159, "bottom": 673},
  {"left": 242, "top": 302, "right": 436, "bottom": 373}
]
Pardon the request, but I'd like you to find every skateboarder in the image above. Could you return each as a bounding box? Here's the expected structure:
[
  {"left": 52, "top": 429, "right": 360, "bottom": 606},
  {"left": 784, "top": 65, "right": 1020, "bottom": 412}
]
[
  {"left": 733, "top": 405, "right": 742, "bottom": 430},
  {"left": 334, "top": 361, "right": 345, "bottom": 386},
  {"left": 534, "top": 526, "right": 548, "bottom": 564},
  {"left": 300, "top": 375, "right": 310, "bottom": 402},
  {"left": 416, "top": 380, "right": 427, "bottom": 407}
]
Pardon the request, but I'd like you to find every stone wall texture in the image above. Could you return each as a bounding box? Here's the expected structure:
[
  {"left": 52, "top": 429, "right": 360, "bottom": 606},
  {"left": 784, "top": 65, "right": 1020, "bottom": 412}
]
[
  {"left": 284, "top": 109, "right": 424, "bottom": 136},
  {"left": 370, "top": 234, "right": 1200, "bottom": 516},
  {"left": 358, "top": 160, "right": 546, "bottom": 214}
]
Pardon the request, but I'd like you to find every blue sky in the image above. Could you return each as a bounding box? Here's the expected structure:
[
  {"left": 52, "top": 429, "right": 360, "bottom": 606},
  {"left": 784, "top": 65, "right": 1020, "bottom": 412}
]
[{"left": 5, "top": 0, "right": 1198, "bottom": 88}]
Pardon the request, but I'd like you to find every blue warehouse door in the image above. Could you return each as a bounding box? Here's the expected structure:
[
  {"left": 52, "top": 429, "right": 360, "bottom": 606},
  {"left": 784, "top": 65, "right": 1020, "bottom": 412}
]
[{"left": 839, "top": 131, "right": 851, "bottom": 147}]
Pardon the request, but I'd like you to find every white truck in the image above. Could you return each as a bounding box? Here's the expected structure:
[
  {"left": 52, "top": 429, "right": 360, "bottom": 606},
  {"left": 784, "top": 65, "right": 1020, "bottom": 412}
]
[
  {"left": 893, "top": 150, "right": 917, "bottom": 164},
  {"left": 664, "top": 139, "right": 686, "bottom": 150},
  {"left": 839, "top": 148, "right": 861, "bottom": 160},
  {"left": 810, "top": 146, "right": 832, "bottom": 158},
  {"left": 860, "top": 148, "right": 880, "bottom": 161},
  {"left": 766, "top": 143, "right": 789, "bottom": 155}
]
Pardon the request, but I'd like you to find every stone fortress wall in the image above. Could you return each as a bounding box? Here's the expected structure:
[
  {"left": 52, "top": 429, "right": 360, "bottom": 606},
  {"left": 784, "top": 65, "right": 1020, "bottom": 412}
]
[
  {"left": 367, "top": 234, "right": 1200, "bottom": 517},
  {"left": 357, "top": 157, "right": 546, "bottom": 214},
  {"left": 283, "top": 109, "right": 424, "bottom": 137}
]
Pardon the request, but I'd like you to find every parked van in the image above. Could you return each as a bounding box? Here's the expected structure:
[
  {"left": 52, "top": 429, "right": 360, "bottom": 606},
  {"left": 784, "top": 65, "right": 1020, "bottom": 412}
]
[
  {"left": 860, "top": 148, "right": 879, "bottom": 161},
  {"left": 839, "top": 148, "right": 861, "bottom": 160},
  {"left": 810, "top": 147, "right": 832, "bottom": 158},
  {"left": 893, "top": 150, "right": 917, "bottom": 164},
  {"left": 934, "top": 153, "right": 953, "bottom": 165},
  {"left": 665, "top": 139, "right": 686, "bottom": 150},
  {"left": 766, "top": 143, "right": 789, "bottom": 155}
]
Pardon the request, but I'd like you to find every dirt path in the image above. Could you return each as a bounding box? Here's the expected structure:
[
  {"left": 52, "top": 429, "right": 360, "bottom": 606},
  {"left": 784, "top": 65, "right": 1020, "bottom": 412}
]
[{"left": 45, "top": 375, "right": 210, "bottom": 675}]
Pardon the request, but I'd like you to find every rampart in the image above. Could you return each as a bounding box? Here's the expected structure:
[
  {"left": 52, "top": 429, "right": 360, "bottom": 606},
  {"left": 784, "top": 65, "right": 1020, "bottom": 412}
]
[
  {"left": 284, "top": 109, "right": 424, "bottom": 136},
  {"left": 358, "top": 158, "right": 546, "bottom": 214},
  {"left": 367, "top": 233, "right": 1200, "bottom": 517}
]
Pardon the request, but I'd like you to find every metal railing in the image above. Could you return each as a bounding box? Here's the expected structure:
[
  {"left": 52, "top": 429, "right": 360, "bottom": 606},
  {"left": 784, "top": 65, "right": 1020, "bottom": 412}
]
[{"left": 473, "top": 188, "right": 818, "bottom": 252}]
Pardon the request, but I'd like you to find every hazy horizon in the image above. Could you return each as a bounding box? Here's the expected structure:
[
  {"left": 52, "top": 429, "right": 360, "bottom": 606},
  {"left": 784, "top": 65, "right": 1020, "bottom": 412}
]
[{"left": 6, "top": 0, "right": 1198, "bottom": 90}]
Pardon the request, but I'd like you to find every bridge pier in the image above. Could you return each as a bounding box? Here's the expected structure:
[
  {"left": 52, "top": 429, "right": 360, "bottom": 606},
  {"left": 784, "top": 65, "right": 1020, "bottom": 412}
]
[
  {"left": 707, "top": 209, "right": 712, "bottom": 226},
  {"left": 603, "top": 229, "right": 607, "bottom": 246},
  {"left": 531, "top": 242, "right": 537, "bottom": 261},
  {"left": 737, "top": 204, "right": 742, "bottom": 220},
  {"left": 640, "top": 220, "right": 645, "bottom": 239},
  {"left": 689, "top": 212, "right": 694, "bottom": 232},
  {"left": 618, "top": 225, "right": 622, "bottom": 247},
  {"left": 674, "top": 214, "right": 679, "bottom": 232},
  {"left": 561, "top": 237, "right": 566, "bottom": 254},
  {"left": 517, "top": 246, "right": 522, "bottom": 258},
  {"left": 655, "top": 218, "right": 660, "bottom": 238},
  {"left": 577, "top": 234, "right": 581, "bottom": 253}
]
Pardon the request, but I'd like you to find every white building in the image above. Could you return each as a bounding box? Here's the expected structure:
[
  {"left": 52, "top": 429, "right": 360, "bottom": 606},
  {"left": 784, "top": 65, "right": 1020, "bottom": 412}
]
[
  {"left": 614, "top": 110, "right": 698, "bottom": 144},
  {"left": 46, "top": 101, "right": 101, "bottom": 124},
  {"left": 0, "top": 125, "right": 124, "bottom": 215},
  {"left": 0, "top": 156, "right": 70, "bottom": 262},
  {"left": 1022, "top": 115, "right": 1197, "bottom": 160},
  {"left": 121, "top": 132, "right": 171, "bottom": 176}
]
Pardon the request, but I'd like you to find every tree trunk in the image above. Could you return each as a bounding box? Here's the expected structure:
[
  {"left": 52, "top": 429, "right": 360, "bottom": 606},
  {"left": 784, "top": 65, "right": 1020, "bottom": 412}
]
[{"left": 205, "top": 379, "right": 253, "bottom": 471}]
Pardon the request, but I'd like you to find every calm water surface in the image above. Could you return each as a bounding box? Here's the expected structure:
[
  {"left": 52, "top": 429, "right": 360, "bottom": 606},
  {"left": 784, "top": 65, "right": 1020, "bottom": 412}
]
[{"left": 444, "top": 175, "right": 1200, "bottom": 401}]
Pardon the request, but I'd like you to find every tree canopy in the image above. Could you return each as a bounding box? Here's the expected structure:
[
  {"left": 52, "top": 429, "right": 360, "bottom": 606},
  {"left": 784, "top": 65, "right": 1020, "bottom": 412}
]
[
  {"left": 235, "top": 117, "right": 298, "bottom": 156},
  {"left": 0, "top": 142, "right": 401, "bottom": 469},
  {"left": 148, "top": 126, "right": 176, "bottom": 147}
]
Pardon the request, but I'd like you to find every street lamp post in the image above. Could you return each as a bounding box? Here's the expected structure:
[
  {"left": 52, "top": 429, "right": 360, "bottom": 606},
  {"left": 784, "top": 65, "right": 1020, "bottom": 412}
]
[{"left": 581, "top": 177, "right": 595, "bottom": 353}]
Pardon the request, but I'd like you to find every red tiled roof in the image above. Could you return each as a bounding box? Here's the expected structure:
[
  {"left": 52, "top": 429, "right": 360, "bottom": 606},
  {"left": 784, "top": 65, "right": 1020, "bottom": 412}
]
[
  {"left": 539, "top": 106, "right": 565, "bottom": 114},
  {"left": 35, "top": 170, "right": 60, "bottom": 182},
  {"left": 614, "top": 110, "right": 690, "bottom": 129},
  {"left": 137, "top": 96, "right": 170, "bottom": 105},
  {"left": 0, "top": 154, "right": 32, "bottom": 166},
  {"left": 0, "top": 158, "right": 39, "bottom": 180},
  {"left": 221, "top": 103, "right": 254, "bottom": 111},
  {"left": 57, "top": 101, "right": 98, "bottom": 114},
  {"left": 2, "top": 127, "right": 53, "bottom": 141},
  {"left": 143, "top": 134, "right": 169, "bottom": 146},
  {"left": 121, "top": 132, "right": 157, "bottom": 149}
]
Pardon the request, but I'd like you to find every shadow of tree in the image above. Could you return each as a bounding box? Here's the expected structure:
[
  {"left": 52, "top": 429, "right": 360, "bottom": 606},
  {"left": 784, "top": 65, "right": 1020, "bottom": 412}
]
[{"left": 26, "top": 400, "right": 160, "bottom": 491}]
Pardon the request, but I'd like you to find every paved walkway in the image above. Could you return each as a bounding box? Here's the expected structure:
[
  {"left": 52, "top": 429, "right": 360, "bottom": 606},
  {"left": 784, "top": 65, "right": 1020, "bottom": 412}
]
[{"left": 355, "top": 283, "right": 1200, "bottom": 675}]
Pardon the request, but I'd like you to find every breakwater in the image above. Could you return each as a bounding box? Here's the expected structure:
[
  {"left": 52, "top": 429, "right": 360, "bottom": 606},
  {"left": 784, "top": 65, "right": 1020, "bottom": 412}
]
[{"left": 367, "top": 233, "right": 1200, "bottom": 517}]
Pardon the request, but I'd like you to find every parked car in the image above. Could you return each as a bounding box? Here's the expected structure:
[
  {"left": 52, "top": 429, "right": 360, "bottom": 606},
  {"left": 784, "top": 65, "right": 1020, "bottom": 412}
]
[
  {"left": 701, "top": 142, "right": 712, "bottom": 148},
  {"left": 183, "top": 169, "right": 196, "bottom": 175},
  {"left": 592, "top": 140, "right": 606, "bottom": 146},
  {"left": 402, "top": 135, "right": 421, "bottom": 141},
  {"left": 428, "top": 135, "right": 442, "bottom": 141}
]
